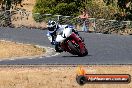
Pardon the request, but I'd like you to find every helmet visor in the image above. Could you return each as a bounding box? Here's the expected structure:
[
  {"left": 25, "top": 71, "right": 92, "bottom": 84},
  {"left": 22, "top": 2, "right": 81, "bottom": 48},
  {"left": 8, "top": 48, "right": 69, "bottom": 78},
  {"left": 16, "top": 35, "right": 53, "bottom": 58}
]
[{"left": 48, "top": 27, "right": 54, "bottom": 31}]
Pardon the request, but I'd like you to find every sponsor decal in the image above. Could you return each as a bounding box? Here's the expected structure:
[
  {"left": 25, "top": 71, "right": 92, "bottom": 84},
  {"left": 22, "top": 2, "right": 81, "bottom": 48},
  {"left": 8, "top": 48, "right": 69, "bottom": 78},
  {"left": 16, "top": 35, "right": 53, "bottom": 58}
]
[{"left": 76, "top": 66, "right": 131, "bottom": 85}]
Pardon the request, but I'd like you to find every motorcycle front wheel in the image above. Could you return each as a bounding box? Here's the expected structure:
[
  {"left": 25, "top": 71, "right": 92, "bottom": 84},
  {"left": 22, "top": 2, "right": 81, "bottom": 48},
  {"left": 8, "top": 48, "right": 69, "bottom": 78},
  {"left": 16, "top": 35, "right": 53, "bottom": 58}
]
[{"left": 68, "top": 41, "right": 88, "bottom": 57}]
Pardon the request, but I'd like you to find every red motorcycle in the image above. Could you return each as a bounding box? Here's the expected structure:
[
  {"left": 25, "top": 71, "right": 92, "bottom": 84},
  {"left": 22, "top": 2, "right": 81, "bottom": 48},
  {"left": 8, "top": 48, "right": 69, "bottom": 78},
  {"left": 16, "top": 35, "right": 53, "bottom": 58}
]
[{"left": 55, "top": 28, "right": 88, "bottom": 57}]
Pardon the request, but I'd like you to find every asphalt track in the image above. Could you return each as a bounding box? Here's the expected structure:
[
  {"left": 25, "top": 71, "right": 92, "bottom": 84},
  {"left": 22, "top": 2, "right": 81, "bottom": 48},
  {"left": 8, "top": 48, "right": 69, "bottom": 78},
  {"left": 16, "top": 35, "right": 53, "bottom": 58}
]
[{"left": 0, "top": 27, "right": 132, "bottom": 65}]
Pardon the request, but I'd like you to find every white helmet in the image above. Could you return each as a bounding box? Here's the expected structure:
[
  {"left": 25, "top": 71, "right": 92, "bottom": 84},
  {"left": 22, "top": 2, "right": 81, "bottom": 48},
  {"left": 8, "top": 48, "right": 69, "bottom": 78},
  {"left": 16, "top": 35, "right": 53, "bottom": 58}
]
[{"left": 47, "top": 20, "right": 57, "bottom": 32}]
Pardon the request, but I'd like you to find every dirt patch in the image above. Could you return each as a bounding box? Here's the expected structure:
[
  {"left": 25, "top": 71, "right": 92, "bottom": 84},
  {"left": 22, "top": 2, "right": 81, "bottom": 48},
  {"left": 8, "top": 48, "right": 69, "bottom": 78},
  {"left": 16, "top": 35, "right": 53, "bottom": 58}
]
[
  {"left": 0, "top": 40, "right": 45, "bottom": 59},
  {"left": 0, "top": 65, "right": 131, "bottom": 88},
  {"left": 11, "top": 0, "right": 47, "bottom": 29}
]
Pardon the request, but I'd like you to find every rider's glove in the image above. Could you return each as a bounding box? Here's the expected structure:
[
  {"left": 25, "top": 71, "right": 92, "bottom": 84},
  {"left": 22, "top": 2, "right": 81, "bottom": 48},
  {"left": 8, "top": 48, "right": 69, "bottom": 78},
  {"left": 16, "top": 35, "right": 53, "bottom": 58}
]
[{"left": 51, "top": 41, "right": 57, "bottom": 45}]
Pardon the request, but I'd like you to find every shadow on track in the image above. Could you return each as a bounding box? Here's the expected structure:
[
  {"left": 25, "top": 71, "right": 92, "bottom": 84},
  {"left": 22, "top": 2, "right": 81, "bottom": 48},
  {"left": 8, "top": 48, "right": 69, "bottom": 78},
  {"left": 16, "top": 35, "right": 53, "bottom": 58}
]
[{"left": 62, "top": 54, "right": 92, "bottom": 57}]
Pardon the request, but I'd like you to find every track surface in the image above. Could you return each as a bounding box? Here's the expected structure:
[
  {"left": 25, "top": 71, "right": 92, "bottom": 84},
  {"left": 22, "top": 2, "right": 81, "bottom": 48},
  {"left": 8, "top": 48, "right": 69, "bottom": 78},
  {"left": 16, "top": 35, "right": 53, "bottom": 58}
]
[{"left": 0, "top": 27, "right": 132, "bottom": 65}]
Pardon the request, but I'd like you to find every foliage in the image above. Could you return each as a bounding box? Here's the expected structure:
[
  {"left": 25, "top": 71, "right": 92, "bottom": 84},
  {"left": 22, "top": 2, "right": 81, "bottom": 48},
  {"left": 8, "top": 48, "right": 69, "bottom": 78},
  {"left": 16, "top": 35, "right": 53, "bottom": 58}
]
[
  {"left": 33, "top": 0, "right": 132, "bottom": 23},
  {"left": 0, "top": 0, "right": 23, "bottom": 27},
  {"left": 33, "top": 0, "right": 83, "bottom": 16},
  {"left": 103, "top": 0, "right": 132, "bottom": 13},
  {"left": 0, "top": 0, "right": 23, "bottom": 10},
  {"left": 85, "top": 0, "right": 118, "bottom": 20},
  {"left": 103, "top": 0, "right": 132, "bottom": 20}
]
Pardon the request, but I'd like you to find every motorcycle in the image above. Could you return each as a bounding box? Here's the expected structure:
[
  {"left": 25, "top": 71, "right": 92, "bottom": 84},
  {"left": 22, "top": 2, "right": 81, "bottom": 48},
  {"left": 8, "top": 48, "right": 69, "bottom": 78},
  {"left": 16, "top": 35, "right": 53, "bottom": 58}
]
[{"left": 55, "top": 26, "right": 88, "bottom": 57}]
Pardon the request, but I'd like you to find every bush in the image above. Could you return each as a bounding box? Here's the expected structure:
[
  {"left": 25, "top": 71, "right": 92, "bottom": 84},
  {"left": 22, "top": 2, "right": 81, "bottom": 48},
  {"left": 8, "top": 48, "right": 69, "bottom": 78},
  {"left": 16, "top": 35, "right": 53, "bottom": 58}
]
[
  {"left": 86, "top": 0, "right": 118, "bottom": 20},
  {"left": 33, "top": 0, "right": 82, "bottom": 16}
]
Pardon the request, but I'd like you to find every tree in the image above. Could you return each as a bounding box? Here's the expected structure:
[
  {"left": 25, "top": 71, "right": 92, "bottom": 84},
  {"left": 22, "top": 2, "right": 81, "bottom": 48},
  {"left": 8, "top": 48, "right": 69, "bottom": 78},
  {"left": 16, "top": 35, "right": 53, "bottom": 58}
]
[
  {"left": 103, "top": 0, "right": 132, "bottom": 13},
  {"left": 0, "top": 0, "right": 23, "bottom": 10},
  {"left": 0, "top": 0, "right": 24, "bottom": 26},
  {"left": 103, "top": 0, "right": 132, "bottom": 20}
]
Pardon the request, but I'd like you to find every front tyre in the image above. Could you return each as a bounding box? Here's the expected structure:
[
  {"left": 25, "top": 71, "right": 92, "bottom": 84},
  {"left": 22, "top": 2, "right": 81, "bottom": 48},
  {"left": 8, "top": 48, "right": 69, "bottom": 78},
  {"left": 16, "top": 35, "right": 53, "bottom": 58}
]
[
  {"left": 83, "top": 48, "right": 88, "bottom": 56},
  {"left": 68, "top": 41, "right": 80, "bottom": 55},
  {"left": 68, "top": 41, "right": 88, "bottom": 57}
]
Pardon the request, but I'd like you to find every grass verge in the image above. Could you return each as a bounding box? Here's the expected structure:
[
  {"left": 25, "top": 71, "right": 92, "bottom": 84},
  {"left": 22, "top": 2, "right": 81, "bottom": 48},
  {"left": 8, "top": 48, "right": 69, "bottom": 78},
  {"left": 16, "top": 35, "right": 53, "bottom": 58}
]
[
  {"left": 0, "top": 65, "right": 131, "bottom": 88},
  {"left": 0, "top": 40, "right": 45, "bottom": 59}
]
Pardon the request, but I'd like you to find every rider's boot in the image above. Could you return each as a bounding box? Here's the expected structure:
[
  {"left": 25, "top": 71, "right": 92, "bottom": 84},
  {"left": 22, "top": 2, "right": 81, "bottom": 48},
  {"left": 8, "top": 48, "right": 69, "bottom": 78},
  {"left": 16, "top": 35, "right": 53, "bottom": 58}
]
[{"left": 55, "top": 42, "right": 63, "bottom": 53}]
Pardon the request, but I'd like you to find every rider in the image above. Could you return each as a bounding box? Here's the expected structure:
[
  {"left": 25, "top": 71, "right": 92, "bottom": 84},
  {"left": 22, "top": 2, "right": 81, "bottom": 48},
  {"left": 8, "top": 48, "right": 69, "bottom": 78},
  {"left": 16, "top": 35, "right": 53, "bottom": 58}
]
[{"left": 47, "top": 20, "right": 80, "bottom": 52}]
